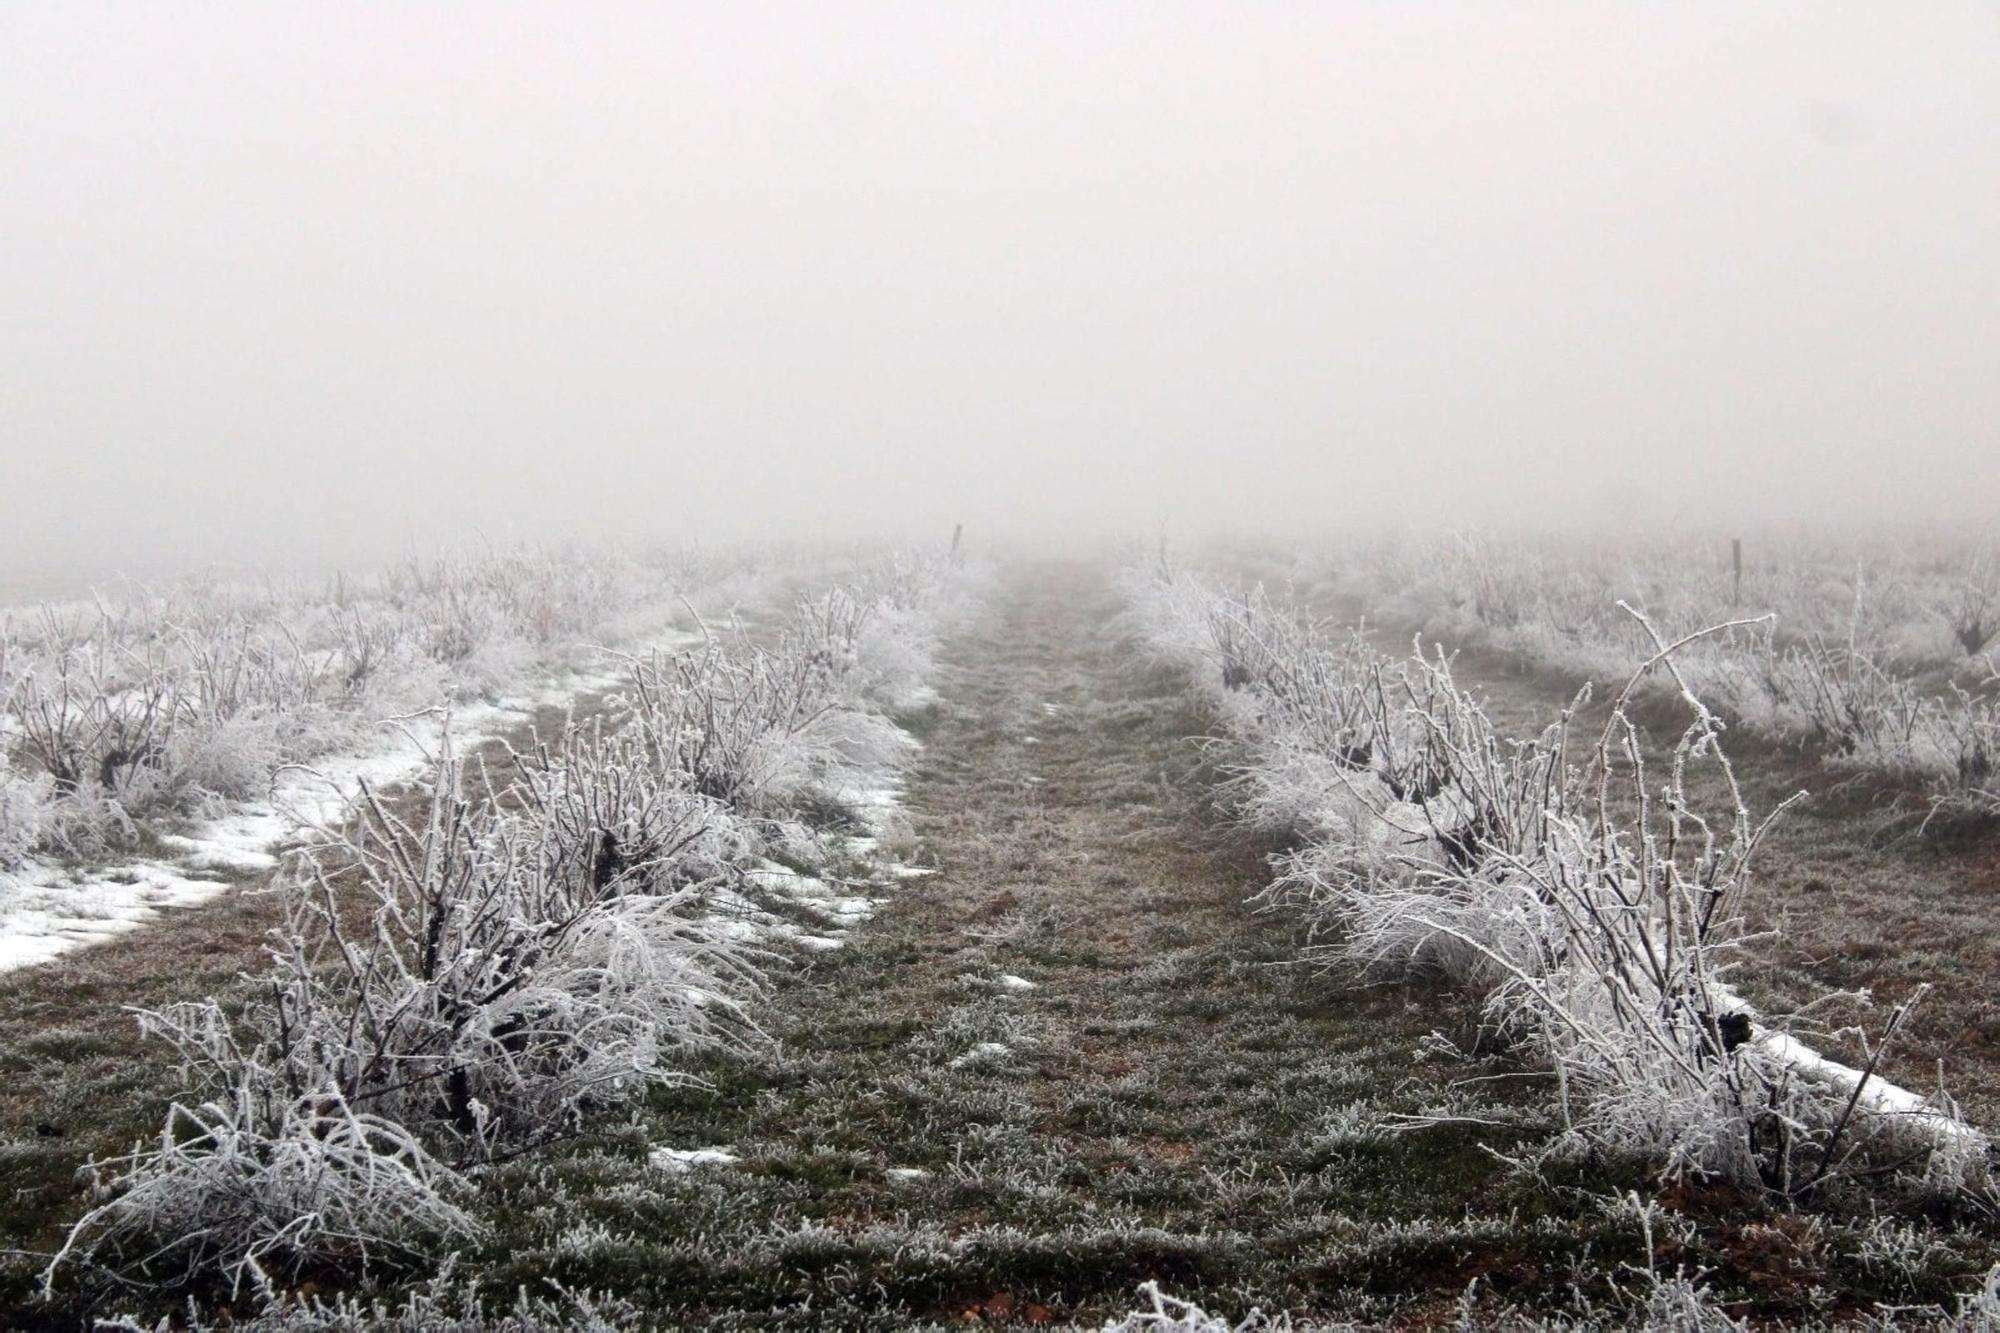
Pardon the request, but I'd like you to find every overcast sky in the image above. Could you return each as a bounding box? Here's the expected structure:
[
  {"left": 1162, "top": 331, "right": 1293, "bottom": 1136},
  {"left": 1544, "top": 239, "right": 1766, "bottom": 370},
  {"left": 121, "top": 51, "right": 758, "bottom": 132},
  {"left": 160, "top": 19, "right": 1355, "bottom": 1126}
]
[{"left": 3, "top": 3, "right": 1997, "bottom": 579}]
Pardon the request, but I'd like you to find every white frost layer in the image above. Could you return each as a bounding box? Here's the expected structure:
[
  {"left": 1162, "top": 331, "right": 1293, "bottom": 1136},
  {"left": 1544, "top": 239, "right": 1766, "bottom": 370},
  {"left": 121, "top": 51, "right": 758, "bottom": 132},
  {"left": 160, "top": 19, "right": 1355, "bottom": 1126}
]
[
  {"left": 997, "top": 974, "right": 1038, "bottom": 992},
  {"left": 885, "top": 1166, "right": 931, "bottom": 1182},
  {"left": 0, "top": 661, "right": 632, "bottom": 976}
]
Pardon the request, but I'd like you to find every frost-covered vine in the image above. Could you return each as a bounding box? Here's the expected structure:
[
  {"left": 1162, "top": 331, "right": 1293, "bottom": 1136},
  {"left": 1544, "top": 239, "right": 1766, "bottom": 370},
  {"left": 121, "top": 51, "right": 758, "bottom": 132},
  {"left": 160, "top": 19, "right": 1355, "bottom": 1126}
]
[
  {"left": 1127, "top": 557, "right": 1987, "bottom": 1202},
  {"left": 43, "top": 546, "right": 972, "bottom": 1297}
]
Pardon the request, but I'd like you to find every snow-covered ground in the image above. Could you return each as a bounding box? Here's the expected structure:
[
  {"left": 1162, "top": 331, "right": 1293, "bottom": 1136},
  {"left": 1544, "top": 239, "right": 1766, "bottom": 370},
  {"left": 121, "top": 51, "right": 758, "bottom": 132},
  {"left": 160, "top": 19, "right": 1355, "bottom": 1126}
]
[
  {"left": 707, "top": 744, "right": 932, "bottom": 955},
  {"left": 0, "top": 861, "right": 232, "bottom": 971},
  {"left": 0, "top": 661, "right": 632, "bottom": 974},
  {"left": 1, "top": 599, "right": 945, "bottom": 986},
  {"left": 649, "top": 1146, "right": 741, "bottom": 1173}
]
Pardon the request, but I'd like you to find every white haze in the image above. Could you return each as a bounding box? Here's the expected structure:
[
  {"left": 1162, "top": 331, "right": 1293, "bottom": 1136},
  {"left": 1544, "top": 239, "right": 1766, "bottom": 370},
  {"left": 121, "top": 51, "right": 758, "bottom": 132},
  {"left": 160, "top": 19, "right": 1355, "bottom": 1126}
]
[{"left": 2, "top": 2, "right": 1997, "bottom": 584}]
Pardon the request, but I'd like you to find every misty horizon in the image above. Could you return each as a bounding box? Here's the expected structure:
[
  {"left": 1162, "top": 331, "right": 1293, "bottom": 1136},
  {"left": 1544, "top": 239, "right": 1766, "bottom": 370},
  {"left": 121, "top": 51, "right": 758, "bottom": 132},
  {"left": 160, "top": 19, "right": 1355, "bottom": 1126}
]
[{"left": 5, "top": 2, "right": 1998, "bottom": 585}]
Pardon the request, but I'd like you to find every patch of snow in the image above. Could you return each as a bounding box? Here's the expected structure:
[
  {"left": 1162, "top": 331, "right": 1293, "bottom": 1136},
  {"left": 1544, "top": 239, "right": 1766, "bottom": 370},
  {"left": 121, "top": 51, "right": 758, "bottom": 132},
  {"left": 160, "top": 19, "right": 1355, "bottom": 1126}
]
[
  {"left": 1756, "top": 1032, "right": 1944, "bottom": 1119},
  {"left": 1709, "top": 983, "right": 1976, "bottom": 1142},
  {"left": 686, "top": 720, "right": 936, "bottom": 959},
  {"left": 0, "top": 658, "right": 641, "bottom": 976},
  {"left": 0, "top": 861, "right": 232, "bottom": 971},
  {"left": 949, "top": 1041, "right": 1013, "bottom": 1070},
  {"left": 838, "top": 781, "right": 908, "bottom": 826},
  {"left": 838, "top": 833, "right": 934, "bottom": 884},
  {"left": 157, "top": 828, "right": 282, "bottom": 873},
  {"left": 648, "top": 1146, "right": 741, "bottom": 1173},
  {"left": 885, "top": 1166, "right": 930, "bottom": 1182},
  {"left": 997, "top": 974, "right": 1038, "bottom": 992},
  {"left": 744, "top": 863, "right": 832, "bottom": 899},
  {"left": 707, "top": 866, "right": 878, "bottom": 950}
]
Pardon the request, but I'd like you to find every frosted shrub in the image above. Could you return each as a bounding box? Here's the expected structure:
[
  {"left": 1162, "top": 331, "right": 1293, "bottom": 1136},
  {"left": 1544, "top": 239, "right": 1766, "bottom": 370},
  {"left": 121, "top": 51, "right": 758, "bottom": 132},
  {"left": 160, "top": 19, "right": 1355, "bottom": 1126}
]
[
  {"left": 47, "top": 734, "right": 760, "bottom": 1292},
  {"left": 450, "top": 629, "right": 535, "bottom": 704},
  {"left": 50, "top": 1056, "right": 476, "bottom": 1296},
  {"left": 507, "top": 719, "right": 753, "bottom": 898},
  {"left": 0, "top": 545, "right": 684, "bottom": 859},
  {"left": 483, "top": 546, "right": 634, "bottom": 653},
  {"left": 1131, "top": 564, "right": 1987, "bottom": 1202},
  {"left": 11, "top": 628, "right": 192, "bottom": 808},
  {"left": 0, "top": 751, "right": 53, "bottom": 869},
  {"left": 45, "top": 545, "right": 971, "bottom": 1297},
  {"left": 1938, "top": 558, "right": 2000, "bottom": 659},
  {"left": 175, "top": 708, "right": 312, "bottom": 806},
  {"left": 622, "top": 586, "right": 926, "bottom": 818},
  {"left": 387, "top": 558, "right": 510, "bottom": 668},
  {"left": 625, "top": 641, "right": 843, "bottom": 813},
  {"left": 848, "top": 600, "right": 940, "bottom": 712},
  {"left": 1329, "top": 531, "right": 2000, "bottom": 822},
  {"left": 276, "top": 747, "right": 759, "bottom": 1150},
  {"left": 789, "top": 586, "right": 923, "bottom": 771}
]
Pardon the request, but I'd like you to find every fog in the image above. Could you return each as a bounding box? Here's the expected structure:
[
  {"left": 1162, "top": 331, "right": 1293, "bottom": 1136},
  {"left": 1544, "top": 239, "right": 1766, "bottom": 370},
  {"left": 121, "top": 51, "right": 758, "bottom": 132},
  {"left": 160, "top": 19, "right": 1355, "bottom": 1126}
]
[{"left": 4, "top": 3, "right": 1997, "bottom": 583}]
